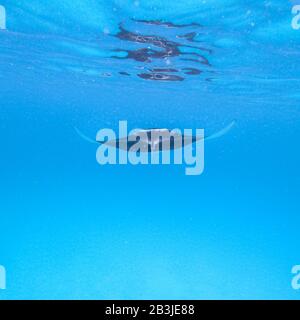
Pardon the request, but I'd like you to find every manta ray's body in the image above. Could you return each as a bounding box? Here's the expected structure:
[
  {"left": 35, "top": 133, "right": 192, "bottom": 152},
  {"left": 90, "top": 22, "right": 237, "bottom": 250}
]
[
  {"left": 105, "top": 129, "right": 201, "bottom": 152},
  {"left": 75, "top": 121, "right": 235, "bottom": 151}
]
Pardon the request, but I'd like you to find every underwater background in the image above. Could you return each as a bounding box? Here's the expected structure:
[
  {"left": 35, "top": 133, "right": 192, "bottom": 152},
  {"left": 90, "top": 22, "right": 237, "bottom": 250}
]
[{"left": 0, "top": 0, "right": 300, "bottom": 299}]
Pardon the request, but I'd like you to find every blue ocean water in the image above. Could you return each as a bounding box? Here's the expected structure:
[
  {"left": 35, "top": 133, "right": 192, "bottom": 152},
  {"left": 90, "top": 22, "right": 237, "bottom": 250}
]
[{"left": 0, "top": 0, "right": 300, "bottom": 299}]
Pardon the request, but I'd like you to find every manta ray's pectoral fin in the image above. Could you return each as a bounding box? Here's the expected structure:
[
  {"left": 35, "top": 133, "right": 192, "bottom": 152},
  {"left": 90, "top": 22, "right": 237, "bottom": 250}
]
[
  {"left": 74, "top": 127, "right": 98, "bottom": 144},
  {"left": 193, "top": 120, "right": 236, "bottom": 143}
]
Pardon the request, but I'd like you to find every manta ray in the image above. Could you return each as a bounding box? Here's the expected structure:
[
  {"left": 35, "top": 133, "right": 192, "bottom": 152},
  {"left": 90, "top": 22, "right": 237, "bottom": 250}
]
[{"left": 75, "top": 121, "right": 235, "bottom": 153}]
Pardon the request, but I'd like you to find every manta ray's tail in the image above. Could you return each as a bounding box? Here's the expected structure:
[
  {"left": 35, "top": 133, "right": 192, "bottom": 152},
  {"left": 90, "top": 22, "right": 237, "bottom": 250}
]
[
  {"left": 204, "top": 120, "right": 236, "bottom": 142},
  {"left": 74, "top": 127, "right": 98, "bottom": 144}
]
